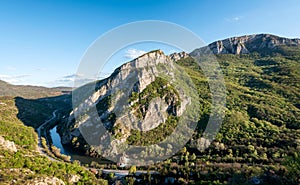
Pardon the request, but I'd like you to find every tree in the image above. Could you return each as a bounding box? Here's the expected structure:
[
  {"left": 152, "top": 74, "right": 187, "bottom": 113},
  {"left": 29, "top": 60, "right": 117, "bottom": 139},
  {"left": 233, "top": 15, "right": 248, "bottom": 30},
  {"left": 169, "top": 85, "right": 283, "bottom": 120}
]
[
  {"left": 126, "top": 177, "right": 135, "bottom": 185},
  {"left": 191, "top": 153, "right": 197, "bottom": 161},
  {"left": 129, "top": 165, "right": 137, "bottom": 175},
  {"left": 147, "top": 168, "right": 151, "bottom": 183},
  {"left": 108, "top": 172, "right": 115, "bottom": 180},
  {"left": 182, "top": 147, "right": 187, "bottom": 154}
]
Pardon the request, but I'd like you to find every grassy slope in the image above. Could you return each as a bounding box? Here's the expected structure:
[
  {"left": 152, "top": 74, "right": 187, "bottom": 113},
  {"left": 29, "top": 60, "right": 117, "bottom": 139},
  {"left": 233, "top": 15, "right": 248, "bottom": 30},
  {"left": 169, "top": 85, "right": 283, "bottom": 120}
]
[{"left": 0, "top": 97, "right": 107, "bottom": 184}]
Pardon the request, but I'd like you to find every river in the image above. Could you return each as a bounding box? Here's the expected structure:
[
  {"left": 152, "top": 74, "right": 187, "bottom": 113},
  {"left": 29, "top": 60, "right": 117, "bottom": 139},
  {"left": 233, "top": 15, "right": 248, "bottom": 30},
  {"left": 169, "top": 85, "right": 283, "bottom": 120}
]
[{"left": 50, "top": 126, "right": 112, "bottom": 165}]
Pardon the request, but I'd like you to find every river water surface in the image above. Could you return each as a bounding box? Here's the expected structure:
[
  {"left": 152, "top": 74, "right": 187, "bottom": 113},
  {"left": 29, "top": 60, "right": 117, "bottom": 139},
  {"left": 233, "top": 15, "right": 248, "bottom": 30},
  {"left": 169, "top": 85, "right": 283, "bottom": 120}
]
[{"left": 50, "top": 126, "right": 111, "bottom": 165}]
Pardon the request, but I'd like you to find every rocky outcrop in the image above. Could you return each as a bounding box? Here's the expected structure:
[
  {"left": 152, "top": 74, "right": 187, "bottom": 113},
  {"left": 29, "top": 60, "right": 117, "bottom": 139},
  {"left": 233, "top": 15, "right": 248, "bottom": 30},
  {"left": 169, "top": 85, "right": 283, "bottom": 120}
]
[
  {"left": 0, "top": 102, "right": 7, "bottom": 106},
  {"left": 60, "top": 49, "right": 193, "bottom": 160},
  {"left": 65, "top": 174, "right": 80, "bottom": 184},
  {"left": 26, "top": 177, "right": 65, "bottom": 185},
  {"left": 137, "top": 97, "right": 168, "bottom": 131},
  {"left": 190, "top": 34, "right": 300, "bottom": 55},
  {"left": 169, "top": 51, "right": 189, "bottom": 61},
  {"left": 0, "top": 136, "right": 17, "bottom": 152}
]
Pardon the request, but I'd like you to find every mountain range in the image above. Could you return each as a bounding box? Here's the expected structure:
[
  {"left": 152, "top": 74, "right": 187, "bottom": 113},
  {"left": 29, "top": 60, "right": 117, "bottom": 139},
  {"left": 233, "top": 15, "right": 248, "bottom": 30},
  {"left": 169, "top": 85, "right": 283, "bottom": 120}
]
[
  {"left": 0, "top": 33, "right": 299, "bottom": 184},
  {"left": 55, "top": 34, "right": 300, "bottom": 168}
]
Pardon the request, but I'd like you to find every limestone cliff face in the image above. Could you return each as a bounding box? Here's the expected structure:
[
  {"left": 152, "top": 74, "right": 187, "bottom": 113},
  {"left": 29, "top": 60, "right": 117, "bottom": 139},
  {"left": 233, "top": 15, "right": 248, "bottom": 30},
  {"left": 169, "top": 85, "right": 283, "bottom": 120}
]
[
  {"left": 61, "top": 50, "right": 191, "bottom": 150},
  {"left": 191, "top": 34, "right": 300, "bottom": 55}
]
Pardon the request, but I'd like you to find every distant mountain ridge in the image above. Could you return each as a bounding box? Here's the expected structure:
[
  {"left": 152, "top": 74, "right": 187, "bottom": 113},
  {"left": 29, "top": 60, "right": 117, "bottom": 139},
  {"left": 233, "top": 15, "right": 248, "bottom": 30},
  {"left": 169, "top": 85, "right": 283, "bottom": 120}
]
[
  {"left": 191, "top": 34, "right": 300, "bottom": 55},
  {"left": 0, "top": 80, "right": 71, "bottom": 99}
]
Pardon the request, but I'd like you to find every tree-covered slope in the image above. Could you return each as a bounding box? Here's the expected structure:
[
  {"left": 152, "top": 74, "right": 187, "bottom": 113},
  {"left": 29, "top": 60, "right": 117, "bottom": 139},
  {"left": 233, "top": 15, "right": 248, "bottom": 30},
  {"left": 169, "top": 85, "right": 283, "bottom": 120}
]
[{"left": 170, "top": 45, "right": 300, "bottom": 183}]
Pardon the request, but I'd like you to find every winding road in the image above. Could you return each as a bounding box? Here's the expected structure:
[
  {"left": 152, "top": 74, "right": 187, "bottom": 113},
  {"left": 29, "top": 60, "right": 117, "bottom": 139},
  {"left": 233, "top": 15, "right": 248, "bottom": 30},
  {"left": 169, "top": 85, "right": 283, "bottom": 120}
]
[{"left": 36, "top": 110, "right": 58, "bottom": 161}]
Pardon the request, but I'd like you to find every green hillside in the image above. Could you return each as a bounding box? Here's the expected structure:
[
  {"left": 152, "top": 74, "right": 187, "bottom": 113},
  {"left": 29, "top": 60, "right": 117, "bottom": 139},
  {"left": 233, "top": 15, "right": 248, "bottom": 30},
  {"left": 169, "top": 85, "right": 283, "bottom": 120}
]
[
  {"left": 172, "top": 46, "right": 300, "bottom": 184},
  {"left": 0, "top": 96, "right": 107, "bottom": 184}
]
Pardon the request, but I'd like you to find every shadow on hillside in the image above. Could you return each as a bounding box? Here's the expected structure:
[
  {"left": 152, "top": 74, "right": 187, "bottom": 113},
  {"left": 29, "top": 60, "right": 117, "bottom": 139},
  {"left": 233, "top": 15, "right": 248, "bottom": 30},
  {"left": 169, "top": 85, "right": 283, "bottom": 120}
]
[{"left": 15, "top": 94, "right": 72, "bottom": 129}]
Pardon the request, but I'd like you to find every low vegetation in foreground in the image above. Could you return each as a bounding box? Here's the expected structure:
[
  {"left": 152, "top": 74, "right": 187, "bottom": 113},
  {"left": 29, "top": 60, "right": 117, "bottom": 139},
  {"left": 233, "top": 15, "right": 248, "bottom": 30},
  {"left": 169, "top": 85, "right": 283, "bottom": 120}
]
[{"left": 0, "top": 96, "right": 107, "bottom": 184}]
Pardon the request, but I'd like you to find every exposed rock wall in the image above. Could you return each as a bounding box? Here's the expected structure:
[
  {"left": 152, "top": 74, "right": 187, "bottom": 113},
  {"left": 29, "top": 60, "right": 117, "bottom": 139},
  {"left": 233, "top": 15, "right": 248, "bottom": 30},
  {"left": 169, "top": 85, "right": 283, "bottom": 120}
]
[{"left": 61, "top": 50, "right": 190, "bottom": 148}]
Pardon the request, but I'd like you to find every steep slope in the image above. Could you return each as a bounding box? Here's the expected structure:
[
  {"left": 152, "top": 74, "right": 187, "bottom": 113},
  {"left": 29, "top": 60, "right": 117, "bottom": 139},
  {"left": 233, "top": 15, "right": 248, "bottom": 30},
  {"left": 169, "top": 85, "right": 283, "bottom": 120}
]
[{"left": 59, "top": 50, "right": 199, "bottom": 163}]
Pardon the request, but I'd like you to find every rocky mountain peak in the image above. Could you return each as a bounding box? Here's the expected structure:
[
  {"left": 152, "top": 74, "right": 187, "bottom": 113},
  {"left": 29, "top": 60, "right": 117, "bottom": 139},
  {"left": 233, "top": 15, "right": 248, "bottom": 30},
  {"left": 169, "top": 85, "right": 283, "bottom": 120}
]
[
  {"left": 113, "top": 49, "right": 169, "bottom": 75},
  {"left": 98, "top": 49, "right": 173, "bottom": 96},
  {"left": 191, "top": 34, "right": 300, "bottom": 55},
  {"left": 62, "top": 49, "right": 195, "bottom": 159}
]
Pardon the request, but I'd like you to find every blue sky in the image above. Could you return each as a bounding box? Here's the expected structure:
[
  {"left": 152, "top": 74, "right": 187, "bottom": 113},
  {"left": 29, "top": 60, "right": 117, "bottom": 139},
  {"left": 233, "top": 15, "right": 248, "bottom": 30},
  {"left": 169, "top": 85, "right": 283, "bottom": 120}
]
[{"left": 0, "top": 0, "right": 299, "bottom": 87}]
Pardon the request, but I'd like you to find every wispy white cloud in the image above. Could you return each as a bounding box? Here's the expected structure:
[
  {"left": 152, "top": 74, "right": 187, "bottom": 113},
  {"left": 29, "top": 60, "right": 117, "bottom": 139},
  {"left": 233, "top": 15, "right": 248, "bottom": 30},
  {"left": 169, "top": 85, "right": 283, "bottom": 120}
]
[
  {"left": 225, "top": 16, "right": 243, "bottom": 22},
  {"left": 5, "top": 66, "right": 17, "bottom": 71},
  {"left": 0, "top": 74, "right": 31, "bottom": 84},
  {"left": 47, "top": 73, "right": 97, "bottom": 87},
  {"left": 62, "top": 74, "right": 83, "bottom": 80},
  {"left": 36, "top": 67, "right": 47, "bottom": 71},
  {"left": 124, "top": 48, "right": 146, "bottom": 59}
]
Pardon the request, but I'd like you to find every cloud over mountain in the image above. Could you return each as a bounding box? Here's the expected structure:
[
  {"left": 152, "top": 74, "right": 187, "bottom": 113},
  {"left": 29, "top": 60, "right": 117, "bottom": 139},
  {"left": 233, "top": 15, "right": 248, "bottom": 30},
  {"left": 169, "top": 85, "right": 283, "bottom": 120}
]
[{"left": 124, "top": 49, "right": 146, "bottom": 59}]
